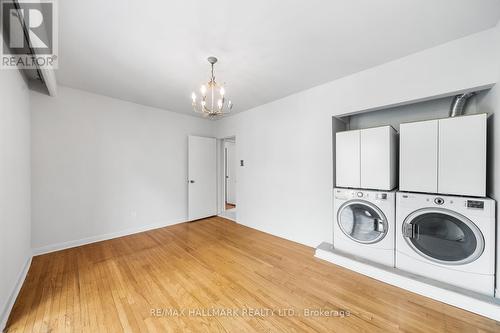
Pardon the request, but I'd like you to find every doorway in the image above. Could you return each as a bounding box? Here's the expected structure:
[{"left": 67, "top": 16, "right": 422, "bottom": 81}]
[{"left": 219, "top": 136, "right": 237, "bottom": 221}]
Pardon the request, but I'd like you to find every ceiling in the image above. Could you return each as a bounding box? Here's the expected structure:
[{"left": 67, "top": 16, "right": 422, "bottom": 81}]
[{"left": 56, "top": 0, "right": 500, "bottom": 116}]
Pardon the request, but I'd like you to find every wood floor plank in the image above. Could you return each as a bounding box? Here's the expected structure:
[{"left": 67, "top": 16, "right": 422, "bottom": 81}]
[{"left": 5, "top": 217, "right": 500, "bottom": 332}]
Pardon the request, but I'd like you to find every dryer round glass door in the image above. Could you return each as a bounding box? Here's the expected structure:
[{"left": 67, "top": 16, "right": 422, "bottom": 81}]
[
  {"left": 337, "top": 200, "right": 388, "bottom": 244},
  {"left": 402, "top": 208, "right": 484, "bottom": 265}
]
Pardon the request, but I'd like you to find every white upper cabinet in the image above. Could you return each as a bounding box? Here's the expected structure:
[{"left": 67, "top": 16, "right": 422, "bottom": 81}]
[
  {"left": 438, "top": 114, "right": 487, "bottom": 197},
  {"left": 336, "top": 126, "right": 397, "bottom": 190},
  {"left": 400, "top": 120, "right": 438, "bottom": 193},
  {"left": 400, "top": 114, "right": 487, "bottom": 197},
  {"left": 360, "top": 126, "right": 397, "bottom": 190},
  {"left": 336, "top": 130, "right": 360, "bottom": 188}
]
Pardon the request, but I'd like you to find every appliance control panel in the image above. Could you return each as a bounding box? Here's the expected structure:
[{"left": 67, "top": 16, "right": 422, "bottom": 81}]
[
  {"left": 399, "top": 192, "right": 492, "bottom": 213},
  {"left": 334, "top": 189, "right": 389, "bottom": 200},
  {"left": 466, "top": 200, "right": 484, "bottom": 209},
  {"left": 434, "top": 197, "right": 444, "bottom": 205},
  {"left": 335, "top": 190, "right": 365, "bottom": 200}
]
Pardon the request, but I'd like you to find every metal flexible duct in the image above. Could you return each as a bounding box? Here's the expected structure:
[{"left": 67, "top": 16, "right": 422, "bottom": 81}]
[{"left": 450, "top": 92, "right": 476, "bottom": 117}]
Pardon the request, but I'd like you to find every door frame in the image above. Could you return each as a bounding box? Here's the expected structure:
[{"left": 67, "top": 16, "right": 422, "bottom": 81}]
[
  {"left": 224, "top": 140, "right": 236, "bottom": 205},
  {"left": 216, "top": 136, "right": 237, "bottom": 217},
  {"left": 224, "top": 146, "right": 228, "bottom": 204}
]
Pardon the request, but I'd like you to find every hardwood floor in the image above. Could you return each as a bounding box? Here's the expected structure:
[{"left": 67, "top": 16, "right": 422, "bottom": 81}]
[{"left": 6, "top": 217, "right": 500, "bottom": 332}]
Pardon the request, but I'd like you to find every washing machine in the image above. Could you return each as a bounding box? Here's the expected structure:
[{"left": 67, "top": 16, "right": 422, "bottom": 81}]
[
  {"left": 333, "top": 187, "right": 396, "bottom": 267},
  {"left": 395, "top": 192, "right": 495, "bottom": 296}
]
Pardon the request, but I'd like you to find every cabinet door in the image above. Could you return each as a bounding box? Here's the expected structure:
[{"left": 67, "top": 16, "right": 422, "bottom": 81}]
[
  {"left": 400, "top": 120, "right": 438, "bottom": 193},
  {"left": 360, "top": 126, "right": 395, "bottom": 190},
  {"left": 336, "top": 130, "right": 360, "bottom": 188},
  {"left": 438, "top": 114, "right": 486, "bottom": 197}
]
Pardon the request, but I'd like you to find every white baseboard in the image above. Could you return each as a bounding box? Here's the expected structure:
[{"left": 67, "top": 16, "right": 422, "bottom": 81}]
[
  {"left": 32, "top": 219, "right": 186, "bottom": 256},
  {"left": 1, "top": 256, "right": 32, "bottom": 332},
  {"left": 218, "top": 213, "right": 237, "bottom": 222},
  {"left": 315, "top": 242, "right": 500, "bottom": 321}
]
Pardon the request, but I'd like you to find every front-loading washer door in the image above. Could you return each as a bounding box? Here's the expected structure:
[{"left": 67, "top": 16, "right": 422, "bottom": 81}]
[
  {"left": 402, "top": 208, "right": 484, "bottom": 265},
  {"left": 337, "top": 200, "right": 388, "bottom": 244}
]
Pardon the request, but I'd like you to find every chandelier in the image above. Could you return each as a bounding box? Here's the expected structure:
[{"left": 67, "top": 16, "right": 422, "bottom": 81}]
[{"left": 191, "top": 57, "right": 233, "bottom": 119}]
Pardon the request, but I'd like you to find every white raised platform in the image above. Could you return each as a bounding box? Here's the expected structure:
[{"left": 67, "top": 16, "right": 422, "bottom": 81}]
[{"left": 315, "top": 242, "right": 500, "bottom": 321}]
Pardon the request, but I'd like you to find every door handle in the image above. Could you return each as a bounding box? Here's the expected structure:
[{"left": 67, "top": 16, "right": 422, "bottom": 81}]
[
  {"left": 376, "top": 219, "right": 384, "bottom": 232},
  {"left": 373, "top": 219, "right": 384, "bottom": 232},
  {"left": 403, "top": 224, "right": 418, "bottom": 239},
  {"left": 189, "top": 180, "right": 195, "bottom": 184}
]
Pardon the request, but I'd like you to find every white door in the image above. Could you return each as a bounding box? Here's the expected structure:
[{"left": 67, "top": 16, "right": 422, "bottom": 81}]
[
  {"left": 438, "top": 114, "right": 486, "bottom": 197},
  {"left": 188, "top": 136, "right": 217, "bottom": 221},
  {"left": 399, "top": 120, "right": 438, "bottom": 193},
  {"left": 225, "top": 141, "right": 236, "bottom": 205},
  {"left": 336, "top": 130, "right": 360, "bottom": 188}
]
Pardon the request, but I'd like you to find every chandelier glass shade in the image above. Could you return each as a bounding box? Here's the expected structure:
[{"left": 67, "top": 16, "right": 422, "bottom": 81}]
[{"left": 191, "top": 57, "right": 233, "bottom": 119}]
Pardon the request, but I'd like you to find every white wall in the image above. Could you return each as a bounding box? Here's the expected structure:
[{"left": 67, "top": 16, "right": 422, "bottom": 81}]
[
  {"left": 0, "top": 67, "right": 31, "bottom": 324},
  {"left": 475, "top": 22, "right": 500, "bottom": 296},
  {"left": 216, "top": 27, "right": 499, "bottom": 247},
  {"left": 479, "top": 23, "right": 500, "bottom": 200},
  {"left": 31, "top": 86, "right": 215, "bottom": 250}
]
